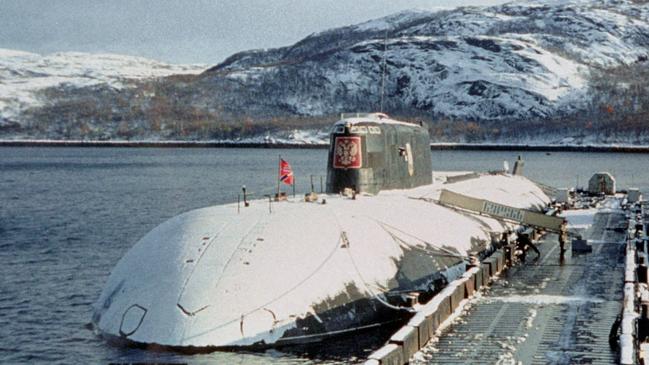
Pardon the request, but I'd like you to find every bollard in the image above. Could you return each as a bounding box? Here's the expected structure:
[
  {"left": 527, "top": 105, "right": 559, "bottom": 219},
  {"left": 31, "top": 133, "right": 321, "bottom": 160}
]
[
  {"left": 504, "top": 244, "right": 515, "bottom": 267},
  {"left": 389, "top": 326, "right": 419, "bottom": 362},
  {"left": 493, "top": 251, "right": 505, "bottom": 273},
  {"left": 408, "top": 313, "right": 432, "bottom": 348},
  {"left": 474, "top": 267, "right": 484, "bottom": 291},
  {"left": 640, "top": 300, "right": 649, "bottom": 343},
  {"left": 642, "top": 289, "right": 649, "bottom": 343},
  {"left": 480, "top": 263, "right": 491, "bottom": 287},
  {"left": 367, "top": 343, "right": 404, "bottom": 365},
  {"left": 419, "top": 291, "right": 451, "bottom": 332},
  {"left": 483, "top": 257, "right": 498, "bottom": 276},
  {"left": 450, "top": 282, "right": 465, "bottom": 312},
  {"left": 639, "top": 265, "right": 648, "bottom": 284},
  {"left": 503, "top": 245, "right": 512, "bottom": 267},
  {"left": 430, "top": 308, "right": 441, "bottom": 334},
  {"left": 464, "top": 273, "right": 476, "bottom": 298},
  {"left": 438, "top": 295, "right": 452, "bottom": 323}
]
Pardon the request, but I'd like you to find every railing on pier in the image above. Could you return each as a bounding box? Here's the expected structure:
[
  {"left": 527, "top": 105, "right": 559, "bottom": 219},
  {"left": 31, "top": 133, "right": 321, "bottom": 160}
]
[{"left": 623, "top": 200, "right": 648, "bottom": 365}]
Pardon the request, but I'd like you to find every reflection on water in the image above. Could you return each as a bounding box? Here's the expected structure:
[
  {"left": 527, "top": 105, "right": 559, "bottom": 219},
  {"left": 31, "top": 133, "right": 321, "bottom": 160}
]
[{"left": 1, "top": 147, "right": 647, "bottom": 364}]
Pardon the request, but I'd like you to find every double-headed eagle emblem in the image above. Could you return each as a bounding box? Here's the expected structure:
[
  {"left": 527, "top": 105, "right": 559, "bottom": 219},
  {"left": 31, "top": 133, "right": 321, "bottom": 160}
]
[{"left": 334, "top": 137, "right": 361, "bottom": 168}]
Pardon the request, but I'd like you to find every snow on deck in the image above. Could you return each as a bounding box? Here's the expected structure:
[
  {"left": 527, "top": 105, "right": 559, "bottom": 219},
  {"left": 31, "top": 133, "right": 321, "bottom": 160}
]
[
  {"left": 407, "top": 172, "right": 550, "bottom": 211},
  {"left": 560, "top": 208, "right": 598, "bottom": 229}
]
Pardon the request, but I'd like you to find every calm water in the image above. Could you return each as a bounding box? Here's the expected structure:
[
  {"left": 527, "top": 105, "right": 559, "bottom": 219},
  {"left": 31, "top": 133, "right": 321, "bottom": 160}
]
[{"left": 1, "top": 147, "right": 648, "bottom": 365}]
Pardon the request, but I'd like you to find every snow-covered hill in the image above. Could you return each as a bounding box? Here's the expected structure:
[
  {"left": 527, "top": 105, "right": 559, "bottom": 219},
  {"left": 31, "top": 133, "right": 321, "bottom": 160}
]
[
  {"left": 2, "top": 0, "right": 649, "bottom": 142},
  {"left": 0, "top": 49, "right": 205, "bottom": 124},
  {"left": 203, "top": 0, "right": 648, "bottom": 121}
]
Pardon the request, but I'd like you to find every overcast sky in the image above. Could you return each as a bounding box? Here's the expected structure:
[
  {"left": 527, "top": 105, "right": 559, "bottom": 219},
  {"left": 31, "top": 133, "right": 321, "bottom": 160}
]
[{"left": 0, "top": 0, "right": 509, "bottom": 65}]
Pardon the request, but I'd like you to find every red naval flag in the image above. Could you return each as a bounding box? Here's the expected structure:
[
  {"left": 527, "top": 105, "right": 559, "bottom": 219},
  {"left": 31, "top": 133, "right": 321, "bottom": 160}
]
[{"left": 279, "top": 158, "right": 294, "bottom": 185}]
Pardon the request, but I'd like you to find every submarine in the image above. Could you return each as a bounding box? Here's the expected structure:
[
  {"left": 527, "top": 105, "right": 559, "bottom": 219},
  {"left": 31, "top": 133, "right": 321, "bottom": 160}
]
[{"left": 92, "top": 112, "right": 550, "bottom": 349}]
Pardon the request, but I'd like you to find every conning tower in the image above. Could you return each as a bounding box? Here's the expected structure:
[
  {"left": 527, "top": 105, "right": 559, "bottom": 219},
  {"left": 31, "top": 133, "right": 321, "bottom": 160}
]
[{"left": 326, "top": 113, "right": 432, "bottom": 195}]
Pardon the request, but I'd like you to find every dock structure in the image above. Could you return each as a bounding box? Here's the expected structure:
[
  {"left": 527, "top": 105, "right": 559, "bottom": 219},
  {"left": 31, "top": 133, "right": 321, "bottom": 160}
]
[
  {"left": 367, "top": 193, "right": 645, "bottom": 365},
  {"left": 416, "top": 202, "right": 627, "bottom": 365}
]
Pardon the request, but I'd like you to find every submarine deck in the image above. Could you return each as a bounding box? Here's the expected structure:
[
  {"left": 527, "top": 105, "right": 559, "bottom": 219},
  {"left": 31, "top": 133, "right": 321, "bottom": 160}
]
[{"left": 413, "top": 205, "right": 628, "bottom": 364}]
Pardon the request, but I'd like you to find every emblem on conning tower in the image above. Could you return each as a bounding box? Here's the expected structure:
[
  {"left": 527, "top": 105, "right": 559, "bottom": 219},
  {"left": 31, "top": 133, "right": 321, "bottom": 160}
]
[{"left": 333, "top": 136, "right": 362, "bottom": 169}]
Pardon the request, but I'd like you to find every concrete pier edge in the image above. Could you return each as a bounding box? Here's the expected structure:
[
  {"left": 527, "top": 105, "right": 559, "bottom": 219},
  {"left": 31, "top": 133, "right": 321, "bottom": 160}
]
[
  {"left": 365, "top": 250, "right": 504, "bottom": 365},
  {"left": 623, "top": 201, "right": 646, "bottom": 365}
]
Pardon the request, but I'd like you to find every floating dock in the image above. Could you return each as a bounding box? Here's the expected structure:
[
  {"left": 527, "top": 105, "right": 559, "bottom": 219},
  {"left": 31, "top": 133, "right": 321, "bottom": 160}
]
[{"left": 366, "top": 190, "right": 648, "bottom": 365}]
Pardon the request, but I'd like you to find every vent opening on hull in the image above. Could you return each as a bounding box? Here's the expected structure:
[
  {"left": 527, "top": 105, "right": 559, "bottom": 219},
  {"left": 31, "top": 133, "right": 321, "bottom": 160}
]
[{"left": 119, "top": 304, "right": 147, "bottom": 337}]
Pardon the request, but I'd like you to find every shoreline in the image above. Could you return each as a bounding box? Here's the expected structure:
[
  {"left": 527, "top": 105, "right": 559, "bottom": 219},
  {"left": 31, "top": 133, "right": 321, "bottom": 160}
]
[
  {"left": 428, "top": 143, "right": 649, "bottom": 153},
  {"left": 1, "top": 140, "right": 649, "bottom": 153},
  {"left": 0, "top": 140, "right": 328, "bottom": 149}
]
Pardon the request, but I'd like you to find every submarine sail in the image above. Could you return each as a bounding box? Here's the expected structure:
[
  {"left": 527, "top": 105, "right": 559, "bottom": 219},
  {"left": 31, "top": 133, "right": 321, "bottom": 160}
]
[{"left": 327, "top": 113, "right": 431, "bottom": 195}]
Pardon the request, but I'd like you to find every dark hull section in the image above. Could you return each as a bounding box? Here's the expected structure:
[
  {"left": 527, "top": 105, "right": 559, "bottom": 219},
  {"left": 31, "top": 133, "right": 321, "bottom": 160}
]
[
  {"left": 276, "top": 241, "right": 465, "bottom": 345},
  {"left": 277, "top": 288, "right": 409, "bottom": 345}
]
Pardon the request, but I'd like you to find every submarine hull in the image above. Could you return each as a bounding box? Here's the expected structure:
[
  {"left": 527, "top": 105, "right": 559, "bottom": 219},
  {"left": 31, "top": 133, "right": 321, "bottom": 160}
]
[{"left": 92, "top": 173, "right": 549, "bottom": 349}]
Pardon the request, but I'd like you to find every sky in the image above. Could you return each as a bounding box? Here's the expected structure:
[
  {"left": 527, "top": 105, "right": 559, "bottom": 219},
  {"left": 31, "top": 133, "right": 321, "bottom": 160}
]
[{"left": 0, "top": 0, "right": 509, "bottom": 65}]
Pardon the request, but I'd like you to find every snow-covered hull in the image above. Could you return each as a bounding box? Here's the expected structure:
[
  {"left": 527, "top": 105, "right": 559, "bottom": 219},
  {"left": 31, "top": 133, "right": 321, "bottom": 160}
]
[
  {"left": 98, "top": 295, "right": 405, "bottom": 350},
  {"left": 92, "top": 173, "right": 549, "bottom": 349}
]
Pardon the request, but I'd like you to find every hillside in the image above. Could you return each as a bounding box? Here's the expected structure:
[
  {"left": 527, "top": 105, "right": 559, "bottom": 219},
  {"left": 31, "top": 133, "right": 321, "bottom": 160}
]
[
  {"left": 2, "top": 0, "right": 649, "bottom": 143},
  {"left": 0, "top": 49, "right": 205, "bottom": 136}
]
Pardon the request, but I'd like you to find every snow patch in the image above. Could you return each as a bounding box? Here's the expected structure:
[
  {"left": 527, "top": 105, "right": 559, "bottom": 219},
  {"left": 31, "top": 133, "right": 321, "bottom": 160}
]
[
  {"left": 559, "top": 208, "right": 597, "bottom": 229},
  {"left": 484, "top": 294, "right": 603, "bottom": 305}
]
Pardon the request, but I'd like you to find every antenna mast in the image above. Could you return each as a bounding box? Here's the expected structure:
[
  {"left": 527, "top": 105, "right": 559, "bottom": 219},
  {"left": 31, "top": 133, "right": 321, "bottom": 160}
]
[{"left": 380, "top": 30, "right": 387, "bottom": 113}]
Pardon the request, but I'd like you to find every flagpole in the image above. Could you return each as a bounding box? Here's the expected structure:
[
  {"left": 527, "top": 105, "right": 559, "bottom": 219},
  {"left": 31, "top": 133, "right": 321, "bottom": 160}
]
[{"left": 277, "top": 154, "right": 281, "bottom": 198}]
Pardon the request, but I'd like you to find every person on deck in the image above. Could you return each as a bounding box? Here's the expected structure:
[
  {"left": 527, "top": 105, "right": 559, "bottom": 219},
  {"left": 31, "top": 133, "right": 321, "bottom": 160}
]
[
  {"left": 516, "top": 229, "right": 541, "bottom": 262},
  {"left": 497, "top": 230, "right": 511, "bottom": 249},
  {"left": 559, "top": 221, "right": 568, "bottom": 254}
]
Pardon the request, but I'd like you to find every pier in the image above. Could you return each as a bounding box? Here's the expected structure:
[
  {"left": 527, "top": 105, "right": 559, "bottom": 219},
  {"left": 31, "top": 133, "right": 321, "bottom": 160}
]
[{"left": 366, "top": 189, "right": 647, "bottom": 365}]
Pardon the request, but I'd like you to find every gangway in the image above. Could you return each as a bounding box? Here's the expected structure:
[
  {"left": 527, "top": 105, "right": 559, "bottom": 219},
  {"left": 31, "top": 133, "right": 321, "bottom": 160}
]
[{"left": 437, "top": 189, "right": 565, "bottom": 232}]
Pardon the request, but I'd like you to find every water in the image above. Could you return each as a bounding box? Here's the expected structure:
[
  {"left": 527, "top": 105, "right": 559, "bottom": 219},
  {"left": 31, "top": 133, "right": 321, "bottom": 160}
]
[{"left": 1, "top": 147, "right": 648, "bottom": 365}]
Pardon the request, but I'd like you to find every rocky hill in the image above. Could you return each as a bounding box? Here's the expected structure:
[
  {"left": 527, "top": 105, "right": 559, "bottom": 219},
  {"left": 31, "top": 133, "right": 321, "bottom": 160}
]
[{"left": 2, "top": 0, "right": 649, "bottom": 143}]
